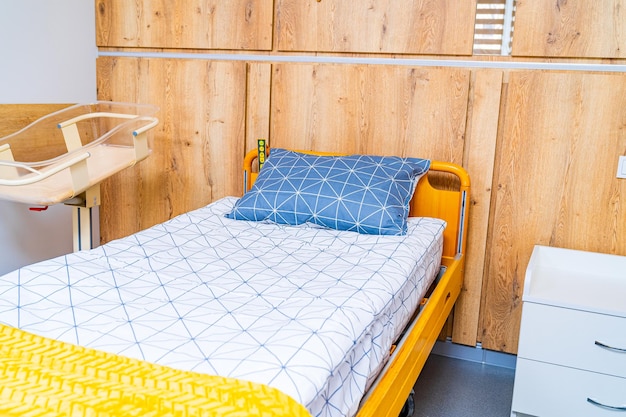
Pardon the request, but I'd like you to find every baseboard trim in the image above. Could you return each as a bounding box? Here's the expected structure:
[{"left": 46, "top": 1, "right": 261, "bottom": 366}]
[{"left": 432, "top": 339, "right": 517, "bottom": 369}]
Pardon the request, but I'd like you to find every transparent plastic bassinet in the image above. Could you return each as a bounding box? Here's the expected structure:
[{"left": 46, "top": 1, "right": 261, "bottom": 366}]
[{"left": 0, "top": 101, "right": 159, "bottom": 206}]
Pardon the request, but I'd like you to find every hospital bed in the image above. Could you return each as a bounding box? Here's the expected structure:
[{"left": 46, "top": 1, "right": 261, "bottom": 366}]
[{"left": 0, "top": 146, "right": 470, "bottom": 417}]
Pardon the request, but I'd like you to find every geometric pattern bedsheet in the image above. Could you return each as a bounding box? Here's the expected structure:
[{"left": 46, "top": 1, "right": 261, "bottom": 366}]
[{"left": 0, "top": 197, "right": 445, "bottom": 417}]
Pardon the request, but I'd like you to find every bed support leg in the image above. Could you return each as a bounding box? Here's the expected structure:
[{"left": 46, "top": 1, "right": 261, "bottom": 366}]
[
  {"left": 398, "top": 389, "right": 415, "bottom": 417},
  {"left": 57, "top": 117, "right": 101, "bottom": 252},
  {"left": 65, "top": 184, "right": 100, "bottom": 252}
]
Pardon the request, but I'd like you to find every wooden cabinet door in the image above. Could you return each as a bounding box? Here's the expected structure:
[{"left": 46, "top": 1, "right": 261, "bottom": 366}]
[
  {"left": 96, "top": 0, "right": 273, "bottom": 50},
  {"left": 513, "top": 0, "right": 626, "bottom": 58},
  {"left": 275, "top": 0, "right": 476, "bottom": 55}
]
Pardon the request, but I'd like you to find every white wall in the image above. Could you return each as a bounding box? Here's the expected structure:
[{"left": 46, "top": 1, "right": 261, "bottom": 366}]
[
  {"left": 0, "top": 1, "right": 96, "bottom": 275},
  {"left": 0, "top": 1, "right": 96, "bottom": 104}
]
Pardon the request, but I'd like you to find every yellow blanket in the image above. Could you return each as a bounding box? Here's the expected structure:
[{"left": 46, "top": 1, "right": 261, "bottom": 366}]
[{"left": 0, "top": 324, "right": 312, "bottom": 417}]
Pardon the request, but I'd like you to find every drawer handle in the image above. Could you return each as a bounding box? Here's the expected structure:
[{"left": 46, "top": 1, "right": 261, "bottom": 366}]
[
  {"left": 595, "top": 340, "right": 626, "bottom": 353},
  {"left": 587, "top": 397, "right": 626, "bottom": 411}
]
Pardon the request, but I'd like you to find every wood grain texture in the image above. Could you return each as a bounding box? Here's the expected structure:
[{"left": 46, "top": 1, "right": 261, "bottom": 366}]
[
  {"left": 269, "top": 63, "right": 470, "bottom": 163},
  {"left": 246, "top": 63, "right": 272, "bottom": 156},
  {"left": 0, "top": 104, "right": 72, "bottom": 162},
  {"left": 96, "top": 57, "right": 247, "bottom": 242},
  {"left": 513, "top": 0, "right": 626, "bottom": 58},
  {"left": 451, "top": 69, "right": 502, "bottom": 347},
  {"left": 481, "top": 71, "right": 626, "bottom": 353},
  {"left": 275, "top": 0, "right": 476, "bottom": 55},
  {"left": 96, "top": 0, "right": 273, "bottom": 50},
  {"left": 0, "top": 104, "right": 71, "bottom": 137}
]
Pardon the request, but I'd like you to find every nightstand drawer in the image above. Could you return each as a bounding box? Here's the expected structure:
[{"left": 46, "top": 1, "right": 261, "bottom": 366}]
[
  {"left": 512, "top": 358, "right": 626, "bottom": 417},
  {"left": 517, "top": 302, "right": 626, "bottom": 378}
]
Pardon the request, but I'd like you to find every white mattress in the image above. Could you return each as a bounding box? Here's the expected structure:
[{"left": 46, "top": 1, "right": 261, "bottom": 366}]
[{"left": 0, "top": 196, "right": 445, "bottom": 417}]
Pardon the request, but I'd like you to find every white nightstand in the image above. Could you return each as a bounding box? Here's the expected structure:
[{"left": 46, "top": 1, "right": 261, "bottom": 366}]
[{"left": 511, "top": 245, "right": 626, "bottom": 417}]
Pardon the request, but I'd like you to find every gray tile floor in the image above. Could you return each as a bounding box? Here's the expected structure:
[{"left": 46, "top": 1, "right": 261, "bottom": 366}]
[{"left": 410, "top": 354, "right": 516, "bottom": 417}]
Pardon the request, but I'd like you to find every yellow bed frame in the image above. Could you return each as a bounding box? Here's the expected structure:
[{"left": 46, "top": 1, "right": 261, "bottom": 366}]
[{"left": 243, "top": 147, "right": 471, "bottom": 417}]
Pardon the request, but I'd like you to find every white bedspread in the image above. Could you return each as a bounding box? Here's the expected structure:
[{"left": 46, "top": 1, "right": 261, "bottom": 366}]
[{"left": 0, "top": 197, "right": 444, "bottom": 417}]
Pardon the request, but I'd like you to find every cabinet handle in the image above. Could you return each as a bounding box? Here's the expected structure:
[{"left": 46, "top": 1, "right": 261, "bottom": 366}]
[
  {"left": 595, "top": 340, "right": 626, "bottom": 353},
  {"left": 587, "top": 398, "right": 626, "bottom": 411}
]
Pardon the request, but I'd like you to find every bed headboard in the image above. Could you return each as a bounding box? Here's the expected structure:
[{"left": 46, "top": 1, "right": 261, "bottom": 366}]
[{"left": 242, "top": 148, "right": 470, "bottom": 259}]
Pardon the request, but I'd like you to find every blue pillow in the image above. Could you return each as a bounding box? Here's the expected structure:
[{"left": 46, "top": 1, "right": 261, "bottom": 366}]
[{"left": 226, "top": 148, "right": 431, "bottom": 235}]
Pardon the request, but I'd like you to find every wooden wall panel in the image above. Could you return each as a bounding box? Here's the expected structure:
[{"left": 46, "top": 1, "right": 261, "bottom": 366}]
[
  {"left": 481, "top": 71, "right": 626, "bottom": 353},
  {"left": 0, "top": 104, "right": 72, "bottom": 162},
  {"left": 451, "top": 69, "right": 502, "bottom": 347},
  {"left": 246, "top": 63, "right": 272, "bottom": 154},
  {"left": 269, "top": 63, "right": 470, "bottom": 163},
  {"left": 96, "top": 57, "right": 247, "bottom": 242},
  {"left": 275, "top": 0, "right": 476, "bottom": 55},
  {"left": 96, "top": 0, "right": 274, "bottom": 50},
  {"left": 0, "top": 104, "right": 70, "bottom": 137},
  {"left": 513, "top": 0, "right": 626, "bottom": 58}
]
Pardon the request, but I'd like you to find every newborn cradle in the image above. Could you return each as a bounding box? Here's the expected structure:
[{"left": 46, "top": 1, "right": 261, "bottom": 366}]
[
  {"left": 0, "top": 101, "right": 158, "bottom": 206},
  {"left": 0, "top": 101, "right": 159, "bottom": 250}
]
